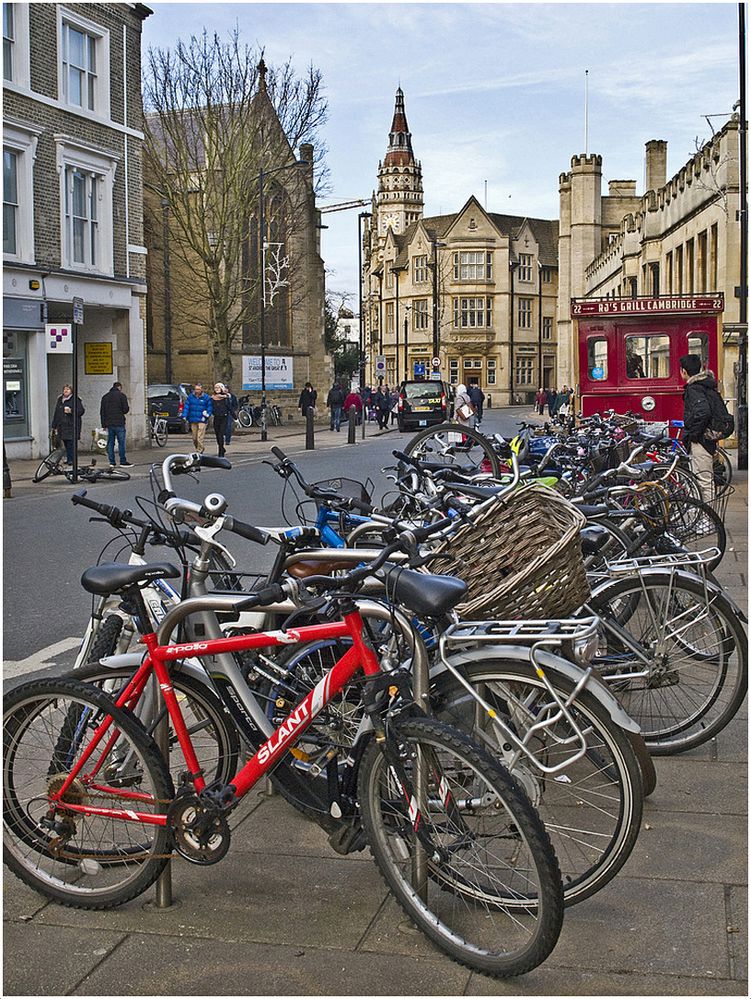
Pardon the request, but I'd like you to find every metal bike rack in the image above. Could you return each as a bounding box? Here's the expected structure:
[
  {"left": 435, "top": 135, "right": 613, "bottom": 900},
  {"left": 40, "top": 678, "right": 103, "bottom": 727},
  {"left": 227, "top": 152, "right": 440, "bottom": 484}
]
[{"left": 154, "top": 711, "right": 173, "bottom": 907}]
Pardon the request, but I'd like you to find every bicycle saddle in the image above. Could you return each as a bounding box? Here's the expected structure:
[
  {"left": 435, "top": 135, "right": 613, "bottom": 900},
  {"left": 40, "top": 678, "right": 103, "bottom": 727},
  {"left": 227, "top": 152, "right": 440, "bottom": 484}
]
[
  {"left": 378, "top": 564, "right": 467, "bottom": 618},
  {"left": 80, "top": 561, "right": 181, "bottom": 596},
  {"left": 573, "top": 503, "right": 610, "bottom": 518},
  {"left": 580, "top": 525, "right": 612, "bottom": 556}
]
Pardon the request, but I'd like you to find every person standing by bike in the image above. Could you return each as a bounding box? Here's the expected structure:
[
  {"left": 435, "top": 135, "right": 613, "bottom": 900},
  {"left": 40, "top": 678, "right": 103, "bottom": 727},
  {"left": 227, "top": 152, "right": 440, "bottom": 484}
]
[
  {"left": 184, "top": 382, "right": 213, "bottom": 453},
  {"left": 210, "top": 383, "right": 230, "bottom": 457},
  {"left": 100, "top": 381, "right": 133, "bottom": 468},
  {"left": 224, "top": 384, "right": 238, "bottom": 447},
  {"left": 680, "top": 354, "right": 725, "bottom": 502},
  {"left": 326, "top": 381, "right": 345, "bottom": 432},
  {"left": 51, "top": 384, "right": 85, "bottom": 466}
]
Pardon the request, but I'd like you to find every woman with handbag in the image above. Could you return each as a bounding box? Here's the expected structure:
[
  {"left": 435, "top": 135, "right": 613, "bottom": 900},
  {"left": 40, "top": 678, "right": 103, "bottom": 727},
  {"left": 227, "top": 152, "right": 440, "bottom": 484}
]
[{"left": 454, "top": 383, "right": 476, "bottom": 429}]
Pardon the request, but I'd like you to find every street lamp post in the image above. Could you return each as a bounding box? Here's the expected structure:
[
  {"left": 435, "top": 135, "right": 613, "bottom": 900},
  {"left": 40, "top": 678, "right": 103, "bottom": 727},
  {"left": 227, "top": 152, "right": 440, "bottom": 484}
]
[
  {"left": 257, "top": 158, "right": 308, "bottom": 442},
  {"left": 431, "top": 239, "right": 447, "bottom": 364},
  {"left": 509, "top": 260, "right": 517, "bottom": 405},
  {"left": 404, "top": 306, "right": 411, "bottom": 380},
  {"left": 537, "top": 260, "right": 543, "bottom": 391},
  {"left": 393, "top": 264, "right": 401, "bottom": 383},
  {"left": 358, "top": 212, "right": 371, "bottom": 392}
]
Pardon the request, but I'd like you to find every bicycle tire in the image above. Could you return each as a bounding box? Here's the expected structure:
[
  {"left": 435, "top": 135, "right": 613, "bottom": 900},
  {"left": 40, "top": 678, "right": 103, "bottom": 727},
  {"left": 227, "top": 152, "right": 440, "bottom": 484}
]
[
  {"left": 154, "top": 423, "right": 168, "bottom": 447},
  {"left": 66, "top": 663, "right": 240, "bottom": 787},
  {"left": 430, "top": 660, "right": 644, "bottom": 906},
  {"left": 626, "top": 730, "right": 657, "bottom": 797},
  {"left": 238, "top": 410, "right": 252, "bottom": 428},
  {"left": 588, "top": 572, "right": 748, "bottom": 753},
  {"left": 404, "top": 422, "right": 502, "bottom": 477},
  {"left": 4, "top": 678, "right": 173, "bottom": 909},
  {"left": 32, "top": 448, "right": 65, "bottom": 483},
  {"left": 358, "top": 716, "right": 564, "bottom": 977}
]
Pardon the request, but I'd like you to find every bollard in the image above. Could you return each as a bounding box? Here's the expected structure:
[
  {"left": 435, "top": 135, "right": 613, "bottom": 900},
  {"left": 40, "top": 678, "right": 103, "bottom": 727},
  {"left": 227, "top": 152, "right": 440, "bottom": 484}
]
[
  {"left": 305, "top": 405, "right": 315, "bottom": 450},
  {"left": 3, "top": 445, "right": 11, "bottom": 499},
  {"left": 361, "top": 403, "right": 366, "bottom": 439},
  {"left": 347, "top": 405, "right": 356, "bottom": 444},
  {"left": 487, "top": 394, "right": 492, "bottom": 409}
]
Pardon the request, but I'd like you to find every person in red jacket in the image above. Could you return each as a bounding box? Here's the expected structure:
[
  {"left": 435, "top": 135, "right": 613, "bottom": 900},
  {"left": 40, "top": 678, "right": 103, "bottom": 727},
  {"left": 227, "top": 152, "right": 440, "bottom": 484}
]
[{"left": 343, "top": 389, "right": 363, "bottom": 425}]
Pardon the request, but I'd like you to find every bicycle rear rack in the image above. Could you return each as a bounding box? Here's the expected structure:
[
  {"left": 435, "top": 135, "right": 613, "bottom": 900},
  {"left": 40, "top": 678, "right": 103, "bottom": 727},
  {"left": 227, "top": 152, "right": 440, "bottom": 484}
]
[
  {"left": 437, "top": 617, "right": 600, "bottom": 776},
  {"left": 604, "top": 548, "right": 720, "bottom": 575}
]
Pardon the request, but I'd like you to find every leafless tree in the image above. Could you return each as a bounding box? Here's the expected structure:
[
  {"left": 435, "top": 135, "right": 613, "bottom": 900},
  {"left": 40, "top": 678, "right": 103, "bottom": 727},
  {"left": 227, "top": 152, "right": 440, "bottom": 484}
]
[{"left": 143, "top": 29, "right": 328, "bottom": 381}]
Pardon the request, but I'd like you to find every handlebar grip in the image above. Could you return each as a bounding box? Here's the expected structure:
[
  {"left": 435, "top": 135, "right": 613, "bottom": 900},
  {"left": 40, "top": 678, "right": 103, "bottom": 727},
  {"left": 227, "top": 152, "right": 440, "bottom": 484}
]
[
  {"left": 392, "top": 449, "right": 418, "bottom": 467},
  {"left": 71, "top": 489, "right": 117, "bottom": 520},
  {"left": 344, "top": 496, "right": 373, "bottom": 515},
  {"left": 224, "top": 517, "right": 270, "bottom": 546},
  {"left": 410, "top": 516, "right": 454, "bottom": 544},
  {"left": 271, "top": 446, "right": 288, "bottom": 462},
  {"left": 237, "top": 582, "right": 286, "bottom": 609},
  {"left": 199, "top": 455, "right": 232, "bottom": 470}
]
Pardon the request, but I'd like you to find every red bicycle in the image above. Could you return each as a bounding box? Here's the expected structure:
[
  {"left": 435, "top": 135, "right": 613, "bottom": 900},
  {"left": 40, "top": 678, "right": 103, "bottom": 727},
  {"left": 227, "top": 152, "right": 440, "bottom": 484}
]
[{"left": 4, "top": 528, "right": 564, "bottom": 977}]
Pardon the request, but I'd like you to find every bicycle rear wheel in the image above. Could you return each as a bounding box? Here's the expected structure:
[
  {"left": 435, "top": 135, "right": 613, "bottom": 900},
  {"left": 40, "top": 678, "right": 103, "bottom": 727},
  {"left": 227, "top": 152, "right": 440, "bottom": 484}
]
[
  {"left": 153, "top": 421, "right": 168, "bottom": 447},
  {"left": 238, "top": 410, "right": 252, "bottom": 428},
  {"left": 404, "top": 423, "right": 501, "bottom": 477},
  {"left": 4, "top": 678, "right": 173, "bottom": 909},
  {"left": 358, "top": 716, "right": 563, "bottom": 977}
]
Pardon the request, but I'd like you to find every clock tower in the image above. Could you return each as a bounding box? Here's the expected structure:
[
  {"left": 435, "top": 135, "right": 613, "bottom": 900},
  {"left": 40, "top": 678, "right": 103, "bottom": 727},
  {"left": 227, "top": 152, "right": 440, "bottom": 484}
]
[{"left": 374, "top": 87, "right": 424, "bottom": 242}]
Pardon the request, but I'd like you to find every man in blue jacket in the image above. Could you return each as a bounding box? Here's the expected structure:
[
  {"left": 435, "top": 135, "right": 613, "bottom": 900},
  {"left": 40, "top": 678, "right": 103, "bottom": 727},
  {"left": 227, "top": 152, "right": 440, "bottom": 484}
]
[{"left": 184, "top": 382, "right": 213, "bottom": 453}]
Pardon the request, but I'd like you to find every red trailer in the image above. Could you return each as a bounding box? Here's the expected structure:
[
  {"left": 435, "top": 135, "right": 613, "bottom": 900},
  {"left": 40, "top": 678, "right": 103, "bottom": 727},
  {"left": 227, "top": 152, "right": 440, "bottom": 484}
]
[{"left": 573, "top": 294, "right": 724, "bottom": 430}]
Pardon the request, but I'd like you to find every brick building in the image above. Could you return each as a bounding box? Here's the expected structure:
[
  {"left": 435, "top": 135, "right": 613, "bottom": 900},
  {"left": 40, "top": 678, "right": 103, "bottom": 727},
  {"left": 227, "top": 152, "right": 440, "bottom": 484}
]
[
  {"left": 3, "top": 2, "right": 152, "bottom": 459},
  {"left": 363, "top": 89, "right": 559, "bottom": 402}
]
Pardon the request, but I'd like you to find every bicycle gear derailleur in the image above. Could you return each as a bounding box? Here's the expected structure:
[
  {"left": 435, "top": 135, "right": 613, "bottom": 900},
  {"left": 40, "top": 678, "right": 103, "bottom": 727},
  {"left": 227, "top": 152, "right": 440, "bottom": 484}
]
[{"left": 167, "top": 792, "right": 231, "bottom": 865}]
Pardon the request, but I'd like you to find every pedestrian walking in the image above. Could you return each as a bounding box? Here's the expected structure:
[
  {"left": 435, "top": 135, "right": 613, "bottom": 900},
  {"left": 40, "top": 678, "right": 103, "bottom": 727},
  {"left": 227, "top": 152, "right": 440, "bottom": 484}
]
[
  {"left": 535, "top": 387, "right": 547, "bottom": 415},
  {"left": 51, "top": 384, "right": 85, "bottom": 466},
  {"left": 454, "top": 383, "right": 476, "bottom": 429},
  {"left": 100, "top": 381, "right": 133, "bottom": 468},
  {"left": 298, "top": 381, "right": 317, "bottom": 419},
  {"left": 210, "top": 383, "right": 230, "bottom": 457},
  {"left": 326, "top": 382, "right": 345, "bottom": 431},
  {"left": 557, "top": 385, "right": 572, "bottom": 417},
  {"left": 468, "top": 384, "right": 485, "bottom": 425},
  {"left": 679, "top": 354, "right": 733, "bottom": 502},
  {"left": 374, "top": 386, "right": 390, "bottom": 429},
  {"left": 184, "top": 382, "right": 213, "bottom": 453},
  {"left": 224, "top": 384, "right": 238, "bottom": 446},
  {"left": 389, "top": 387, "right": 399, "bottom": 425},
  {"left": 546, "top": 387, "right": 558, "bottom": 417}
]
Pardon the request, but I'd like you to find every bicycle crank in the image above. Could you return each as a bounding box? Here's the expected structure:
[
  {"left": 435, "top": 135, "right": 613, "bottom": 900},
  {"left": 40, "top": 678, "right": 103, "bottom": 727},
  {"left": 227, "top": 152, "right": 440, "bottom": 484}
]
[{"left": 167, "top": 794, "right": 231, "bottom": 865}]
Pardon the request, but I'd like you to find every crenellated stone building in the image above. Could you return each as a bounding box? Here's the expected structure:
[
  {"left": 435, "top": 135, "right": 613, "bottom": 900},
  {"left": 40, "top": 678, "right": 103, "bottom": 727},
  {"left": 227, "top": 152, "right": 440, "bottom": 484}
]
[
  {"left": 557, "top": 118, "right": 741, "bottom": 397},
  {"left": 363, "top": 89, "right": 559, "bottom": 402},
  {"left": 3, "top": 2, "right": 152, "bottom": 458}
]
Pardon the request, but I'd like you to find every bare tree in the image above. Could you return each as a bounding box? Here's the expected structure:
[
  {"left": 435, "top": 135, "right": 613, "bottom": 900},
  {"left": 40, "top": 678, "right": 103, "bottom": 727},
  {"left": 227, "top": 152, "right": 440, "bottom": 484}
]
[{"left": 143, "top": 29, "right": 328, "bottom": 381}]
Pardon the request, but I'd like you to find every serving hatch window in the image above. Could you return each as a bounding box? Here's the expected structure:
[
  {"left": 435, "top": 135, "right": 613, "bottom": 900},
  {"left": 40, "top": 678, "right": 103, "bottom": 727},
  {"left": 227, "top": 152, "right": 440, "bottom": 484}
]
[
  {"left": 625, "top": 334, "right": 670, "bottom": 379},
  {"left": 687, "top": 332, "right": 709, "bottom": 371},
  {"left": 587, "top": 336, "right": 608, "bottom": 381}
]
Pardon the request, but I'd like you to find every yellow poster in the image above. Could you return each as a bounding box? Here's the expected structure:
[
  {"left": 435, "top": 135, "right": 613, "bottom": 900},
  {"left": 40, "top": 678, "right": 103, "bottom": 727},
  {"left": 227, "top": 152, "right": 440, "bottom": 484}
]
[{"left": 84, "top": 342, "right": 113, "bottom": 375}]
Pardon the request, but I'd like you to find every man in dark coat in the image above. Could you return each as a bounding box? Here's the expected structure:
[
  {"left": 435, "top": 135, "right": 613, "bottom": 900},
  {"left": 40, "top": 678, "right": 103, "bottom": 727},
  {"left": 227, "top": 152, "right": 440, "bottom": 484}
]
[
  {"left": 468, "top": 384, "right": 485, "bottom": 425},
  {"left": 374, "top": 387, "right": 390, "bottom": 429},
  {"left": 100, "top": 381, "right": 132, "bottom": 467},
  {"left": 680, "top": 354, "right": 717, "bottom": 501},
  {"left": 326, "top": 382, "right": 345, "bottom": 431},
  {"left": 298, "top": 382, "right": 317, "bottom": 417},
  {"left": 546, "top": 387, "right": 557, "bottom": 416}
]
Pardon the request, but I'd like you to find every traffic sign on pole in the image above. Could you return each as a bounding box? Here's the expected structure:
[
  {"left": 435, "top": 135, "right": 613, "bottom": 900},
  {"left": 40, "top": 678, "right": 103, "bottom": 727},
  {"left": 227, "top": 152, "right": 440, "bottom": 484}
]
[
  {"left": 432, "top": 357, "right": 440, "bottom": 369},
  {"left": 73, "top": 297, "right": 84, "bottom": 326}
]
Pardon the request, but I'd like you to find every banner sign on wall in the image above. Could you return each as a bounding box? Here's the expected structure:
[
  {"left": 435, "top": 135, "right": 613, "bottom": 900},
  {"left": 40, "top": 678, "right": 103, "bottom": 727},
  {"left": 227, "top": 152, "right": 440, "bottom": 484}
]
[
  {"left": 45, "top": 324, "right": 73, "bottom": 353},
  {"left": 84, "top": 342, "right": 114, "bottom": 375},
  {"left": 242, "top": 355, "right": 294, "bottom": 391}
]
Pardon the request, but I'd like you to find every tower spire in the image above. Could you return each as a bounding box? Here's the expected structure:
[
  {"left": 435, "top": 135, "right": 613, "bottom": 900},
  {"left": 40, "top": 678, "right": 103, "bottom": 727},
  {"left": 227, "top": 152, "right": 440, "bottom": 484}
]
[
  {"left": 385, "top": 86, "right": 415, "bottom": 167},
  {"left": 374, "top": 86, "right": 423, "bottom": 240}
]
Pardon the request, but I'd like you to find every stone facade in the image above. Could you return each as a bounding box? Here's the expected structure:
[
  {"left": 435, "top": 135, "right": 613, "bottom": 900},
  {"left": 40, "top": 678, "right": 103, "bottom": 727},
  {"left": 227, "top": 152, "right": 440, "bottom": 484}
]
[
  {"left": 144, "top": 84, "right": 332, "bottom": 415},
  {"left": 363, "top": 89, "right": 559, "bottom": 402},
  {"left": 3, "top": 2, "right": 152, "bottom": 458},
  {"left": 558, "top": 118, "right": 741, "bottom": 398}
]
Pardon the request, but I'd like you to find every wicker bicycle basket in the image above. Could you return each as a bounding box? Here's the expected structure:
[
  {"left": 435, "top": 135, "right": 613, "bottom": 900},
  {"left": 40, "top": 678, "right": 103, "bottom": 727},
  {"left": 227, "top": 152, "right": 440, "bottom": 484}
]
[{"left": 426, "top": 485, "right": 590, "bottom": 619}]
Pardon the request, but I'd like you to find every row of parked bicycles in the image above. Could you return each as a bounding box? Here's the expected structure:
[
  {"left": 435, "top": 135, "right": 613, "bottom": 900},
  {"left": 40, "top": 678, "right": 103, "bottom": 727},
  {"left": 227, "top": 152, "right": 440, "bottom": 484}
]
[{"left": 4, "top": 411, "right": 746, "bottom": 978}]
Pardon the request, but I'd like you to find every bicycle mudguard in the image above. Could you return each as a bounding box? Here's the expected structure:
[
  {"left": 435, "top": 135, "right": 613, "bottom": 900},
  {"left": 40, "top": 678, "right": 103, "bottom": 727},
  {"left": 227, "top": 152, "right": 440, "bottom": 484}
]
[
  {"left": 588, "top": 566, "right": 747, "bottom": 623},
  {"left": 431, "top": 644, "right": 642, "bottom": 734}
]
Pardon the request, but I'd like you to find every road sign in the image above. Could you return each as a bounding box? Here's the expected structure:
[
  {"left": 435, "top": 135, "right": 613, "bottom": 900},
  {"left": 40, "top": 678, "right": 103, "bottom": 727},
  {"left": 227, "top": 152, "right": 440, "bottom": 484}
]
[
  {"left": 375, "top": 355, "right": 386, "bottom": 374},
  {"left": 72, "top": 297, "right": 84, "bottom": 325},
  {"left": 413, "top": 361, "right": 426, "bottom": 377},
  {"left": 429, "top": 371, "right": 442, "bottom": 381},
  {"left": 432, "top": 357, "right": 440, "bottom": 368}
]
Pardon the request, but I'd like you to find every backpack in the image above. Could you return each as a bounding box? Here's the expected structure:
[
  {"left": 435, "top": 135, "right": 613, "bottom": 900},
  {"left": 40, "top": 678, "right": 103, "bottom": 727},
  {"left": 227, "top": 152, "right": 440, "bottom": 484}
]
[{"left": 704, "top": 387, "right": 735, "bottom": 441}]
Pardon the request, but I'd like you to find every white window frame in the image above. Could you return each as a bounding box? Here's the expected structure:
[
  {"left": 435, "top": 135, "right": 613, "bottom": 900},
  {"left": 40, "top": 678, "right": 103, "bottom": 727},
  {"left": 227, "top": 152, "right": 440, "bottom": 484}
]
[
  {"left": 453, "top": 250, "right": 491, "bottom": 282},
  {"left": 3, "top": 3, "right": 30, "bottom": 88},
  {"left": 518, "top": 253, "right": 533, "bottom": 282},
  {"left": 487, "top": 358, "right": 497, "bottom": 385},
  {"left": 57, "top": 6, "right": 111, "bottom": 121},
  {"left": 412, "top": 298, "right": 429, "bottom": 330},
  {"left": 542, "top": 316, "right": 553, "bottom": 340},
  {"left": 3, "top": 120, "right": 40, "bottom": 264},
  {"left": 413, "top": 254, "right": 428, "bottom": 284},
  {"left": 55, "top": 135, "right": 119, "bottom": 275},
  {"left": 518, "top": 297, "right": 532, "bottom": 329},
  {"left": 453, "top": 296, "right": 492, "bottom": 329}
]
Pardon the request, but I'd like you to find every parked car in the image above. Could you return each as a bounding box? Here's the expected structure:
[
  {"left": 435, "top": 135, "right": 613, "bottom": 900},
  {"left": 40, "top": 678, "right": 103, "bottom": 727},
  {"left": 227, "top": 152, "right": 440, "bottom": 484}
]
[
  {"left": 147, "top": 384, "right": 189, "bottom": 433},
  {"left": 396, "top": 379, "right": 450, "bottom": 432}
]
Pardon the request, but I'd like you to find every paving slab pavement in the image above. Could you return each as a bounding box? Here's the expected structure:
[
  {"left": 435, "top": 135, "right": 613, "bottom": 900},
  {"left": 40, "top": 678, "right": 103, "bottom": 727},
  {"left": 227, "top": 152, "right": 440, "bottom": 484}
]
[{"left": 2, "top": 466, "right": 747, "bottom": 996}]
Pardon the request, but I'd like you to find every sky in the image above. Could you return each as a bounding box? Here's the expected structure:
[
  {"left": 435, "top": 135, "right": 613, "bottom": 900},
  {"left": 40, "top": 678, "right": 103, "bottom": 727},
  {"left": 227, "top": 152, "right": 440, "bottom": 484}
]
[{"left": 142, "top": 1, "right": 741, "bottom": 302}]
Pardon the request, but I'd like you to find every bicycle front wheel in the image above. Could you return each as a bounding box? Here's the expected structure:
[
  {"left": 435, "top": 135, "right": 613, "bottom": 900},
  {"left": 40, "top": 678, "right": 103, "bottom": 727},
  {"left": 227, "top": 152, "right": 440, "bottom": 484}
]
[
  {"left": 404, "top": 423, "right": 501, "bottom": 477},
  {"left": 33, "top": 448, "right": 65, "bottom": 483},
  {"left": 4, "top": 678, "right": 173, "bottom": 909},
  {"left": 358, "top": 716, "right": 563, "bottom": 977},
  {"left": 154, "top": 422, "right": 168, "bottom": 447}
]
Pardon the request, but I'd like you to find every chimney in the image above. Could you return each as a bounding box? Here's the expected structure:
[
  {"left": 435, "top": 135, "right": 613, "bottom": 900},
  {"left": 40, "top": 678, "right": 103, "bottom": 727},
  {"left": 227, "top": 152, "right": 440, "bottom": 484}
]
[{"left": 645, "top": 139, "right": 667, "bottom": 192}]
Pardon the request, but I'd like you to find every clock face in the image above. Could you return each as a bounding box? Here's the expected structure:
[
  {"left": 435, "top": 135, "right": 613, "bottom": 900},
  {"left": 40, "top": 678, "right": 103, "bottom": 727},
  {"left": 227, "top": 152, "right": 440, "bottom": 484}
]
[{"left": 382, "top": 213, "right": 399, "bottom": 233}]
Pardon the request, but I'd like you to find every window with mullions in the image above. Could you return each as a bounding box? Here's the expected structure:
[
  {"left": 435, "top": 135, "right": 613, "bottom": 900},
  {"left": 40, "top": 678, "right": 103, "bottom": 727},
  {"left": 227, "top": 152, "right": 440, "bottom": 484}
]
[
  {"left": 453, "top": 297, "right": 492, "bottom": 329},
  {"left": 542, "top": 316, "right": 553, "bottom": 340},
  {"left": 3, "top": 149, "right": 18, "bottom": 255},
  {"left": 453, "top": 251, "right": 492, "bottom": 281},
  {"left": 385, "top": 302, "right": 394, "bottom": 334},
  {"left": 65, "top": 167, "right": 99, "bottom": 267},
  {"left": 412, "top": 298, "right": 429, "bottom": 330},
  {"left": 62, "top": 21, "right": 99, "bottom": 111},
  {"left": 515, "top": 356, "right": 534, "bottom": 385},
  {"left": 413, "top": 254, "right": 428, "bottom": 283},
  {"left": 3, "top": 4, "right": 14, "bottom": 82},
  {"left": 487, "top": 358, "right": 496, "bottom": 385},
  {"left": 518, "top": 297, "right": 532, "bottom": 328},
  {"left": 518, "top": 254, "right": 533, "bottom": 281}
]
